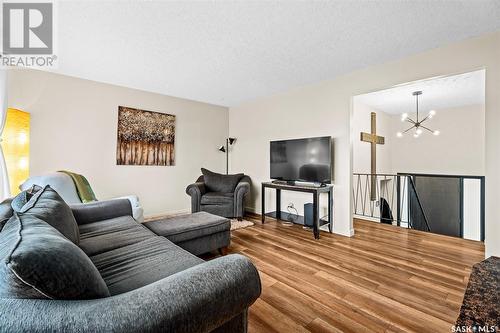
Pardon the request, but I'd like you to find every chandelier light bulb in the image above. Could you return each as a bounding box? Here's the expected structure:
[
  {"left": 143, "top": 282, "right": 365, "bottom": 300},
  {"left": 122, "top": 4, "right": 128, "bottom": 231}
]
[
  {"left": 401, "top": 113, "right": 408, "bottom": 121},
  {"left": 416, "top": 128, "right": 423, "bottom": 135},
  {"left": 396, "top": 132, "right": 403, "bottom": 138},
  {"left": 428, "top": 110, "right": 436, "bottom": 118},
  {"left": 413, "top": 133, "right": 419, "bottom": 138},
  {"left": 433, "top": 130, "right": 440, "bottom": 136}
]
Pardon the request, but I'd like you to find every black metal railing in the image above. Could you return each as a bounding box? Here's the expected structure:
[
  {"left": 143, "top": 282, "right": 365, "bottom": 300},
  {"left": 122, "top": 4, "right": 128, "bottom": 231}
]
[
  {"left": 406, "top": 176, "right": 431, "bottom": 232},
  {"left": 352, "top": 173, "right": 430, "bottom": 231},
  {"left": 353, "top": 173, "right": 485, "bottom": 240},
  {"left": 352, "top": 173, "right": 397, "bottom": 221}
]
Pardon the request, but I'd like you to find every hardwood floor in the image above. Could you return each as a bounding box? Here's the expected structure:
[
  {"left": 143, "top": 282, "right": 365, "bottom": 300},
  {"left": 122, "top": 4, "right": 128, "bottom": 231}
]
[{"left": 229, "top": 215, "right": 485, "bottom": 333}]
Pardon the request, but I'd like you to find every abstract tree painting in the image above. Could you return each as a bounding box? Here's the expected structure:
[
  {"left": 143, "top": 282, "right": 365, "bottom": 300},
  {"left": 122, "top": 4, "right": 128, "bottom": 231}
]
[{"left": 116, "top": 106, "right": 175, "bottom": 166}]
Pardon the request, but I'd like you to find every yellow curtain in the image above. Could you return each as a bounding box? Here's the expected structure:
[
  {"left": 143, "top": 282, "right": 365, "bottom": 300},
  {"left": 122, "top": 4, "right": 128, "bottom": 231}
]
[{"left": 1, "top": 108, "right": 30, "bottom": 195}]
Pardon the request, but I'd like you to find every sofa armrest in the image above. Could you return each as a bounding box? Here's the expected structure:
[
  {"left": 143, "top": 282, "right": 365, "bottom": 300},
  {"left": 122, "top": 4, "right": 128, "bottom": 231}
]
[
  {"left": 69, "top": 199, "right": 132, "bottom": 225},
  {"left": 112, "top": 195, "right": 144, "bottom": 222},
  {"left": 186, "top": 182, "right": 206, "bottom": 213},
  {"left": 0, "top": 254, "right": 261, "bottom": 333}
]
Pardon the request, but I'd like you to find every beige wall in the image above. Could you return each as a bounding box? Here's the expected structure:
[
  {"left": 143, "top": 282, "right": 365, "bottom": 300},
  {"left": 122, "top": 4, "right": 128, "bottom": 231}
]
[
  {"left": 8, "top": 69, "right": 229, "bottom": 216},
  {"left": 229, "top": 32, "right": 499, "bottom": 257}
]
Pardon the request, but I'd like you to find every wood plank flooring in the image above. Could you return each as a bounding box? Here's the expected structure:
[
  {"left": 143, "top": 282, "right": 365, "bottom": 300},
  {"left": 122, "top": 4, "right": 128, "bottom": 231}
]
[{"left": 228, "top": 215, "right": 485, "bottom": 333}]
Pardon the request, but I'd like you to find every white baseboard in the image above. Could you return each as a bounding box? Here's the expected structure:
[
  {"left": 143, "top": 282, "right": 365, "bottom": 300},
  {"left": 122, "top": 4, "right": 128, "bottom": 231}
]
[
  {"left": 245, "top": 206, "right": 257, "bottom": 214},
  {"left": 354, "top": 214, "right": 380, "bottom": 223}
]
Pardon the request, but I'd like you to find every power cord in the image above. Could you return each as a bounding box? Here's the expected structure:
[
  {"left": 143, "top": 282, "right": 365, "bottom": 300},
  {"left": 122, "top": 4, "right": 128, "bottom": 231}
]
[
  {"left": 286, "top": 202, "right": 330, "bottom": 226},
  {"left": 286, "top": 203, "right": 298, "bottom": 223}
]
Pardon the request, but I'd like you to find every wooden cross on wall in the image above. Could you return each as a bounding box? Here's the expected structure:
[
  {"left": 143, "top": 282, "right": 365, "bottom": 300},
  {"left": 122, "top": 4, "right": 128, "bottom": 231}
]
[{"left": 360, "top": 112, "right": 385, "bottom": 201}]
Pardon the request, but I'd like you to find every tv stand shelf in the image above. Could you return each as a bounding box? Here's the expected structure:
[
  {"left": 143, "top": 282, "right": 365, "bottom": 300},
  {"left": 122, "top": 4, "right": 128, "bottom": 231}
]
[
  {"left": 261, "top": 181, "right": 333, "bottom": 239},
  {"left": 265, "top": 211, "right": 330, "bottom": 227}
]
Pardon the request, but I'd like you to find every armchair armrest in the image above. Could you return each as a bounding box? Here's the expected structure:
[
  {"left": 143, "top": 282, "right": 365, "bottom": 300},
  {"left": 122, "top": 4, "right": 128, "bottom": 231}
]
[
  {"left": 234, "top": 181, "right": 250, "bottom": 196},
  {"left": 186, "top": 182, "right": 206, "bottom": 213},
  {"left": 234, "top": 176, "right": 251, "bottom": 218},
  {"left": 0, "top": 254, "right": 261, "bottom": 333},
  {"left": 69, "top": 199, "right": 132, "bottom": 225},
  {"left": 186, "top": 182, "right": 206, "bottom": 196}
]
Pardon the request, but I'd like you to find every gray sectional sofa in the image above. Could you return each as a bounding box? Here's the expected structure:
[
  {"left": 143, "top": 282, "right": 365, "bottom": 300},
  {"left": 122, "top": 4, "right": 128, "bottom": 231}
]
[{"left": 0, "top": 185, "right": 261, "bottom": 333}]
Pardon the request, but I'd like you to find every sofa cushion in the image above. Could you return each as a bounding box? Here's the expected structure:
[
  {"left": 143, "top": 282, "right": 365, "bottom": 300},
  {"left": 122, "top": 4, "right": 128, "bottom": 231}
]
[
  {"left": 90, "top": 236, "right": 204, "bottom": 295},
  {"left": 11, "top": 191, "right": 31, "bottom": 211},
  {"left": 78, "top": 216, "right": 155, "bottom": 256},
  {"left": 10, "top": 185, "right": 42, "bottom": 211},
  {"left": 12, "top": 185, "right": 80, "bottom": 244},
  {"left": 144, "top": 211, "right": 231, "bottom": 244},
  {"left": 0, "top": 212, "right": 110, "bottom": 299},
  {"left": 201, "top": 168, "right": 243, "bottom": 193},
  {"left": 200, "top": 192, "right": 234, "bottom": 205}
]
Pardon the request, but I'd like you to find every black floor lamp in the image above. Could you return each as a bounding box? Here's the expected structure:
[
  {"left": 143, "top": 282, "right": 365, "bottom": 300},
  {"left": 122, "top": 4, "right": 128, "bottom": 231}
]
[{"left": 218, "top": 137, "right": 236, "bottom": 174}]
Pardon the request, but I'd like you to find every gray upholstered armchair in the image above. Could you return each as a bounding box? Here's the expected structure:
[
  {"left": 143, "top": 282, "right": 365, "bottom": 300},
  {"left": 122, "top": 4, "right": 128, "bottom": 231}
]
[{"left": 186, "top": 169, "right": 251, "bottom": 220}]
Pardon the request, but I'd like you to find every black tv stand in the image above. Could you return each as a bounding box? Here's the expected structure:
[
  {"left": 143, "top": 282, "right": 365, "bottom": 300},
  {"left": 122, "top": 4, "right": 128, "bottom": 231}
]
[
  {"left": 261, "top": 181, "right": 333, "bottom": 239},
  {"left": 271, "top": 180, "right": 296, "bottom": 186},
  {"left": 271, "top": 180, "right": 329, "bottom": 188}
]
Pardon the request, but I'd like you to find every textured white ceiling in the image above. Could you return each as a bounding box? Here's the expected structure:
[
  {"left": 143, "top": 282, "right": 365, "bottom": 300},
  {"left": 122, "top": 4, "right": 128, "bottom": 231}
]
[
  {"left": 51, "top": 1, "right": 500, "bottom": 106},
  {"left": 355, "top": 70, "right": 485, "bottom": 114}
]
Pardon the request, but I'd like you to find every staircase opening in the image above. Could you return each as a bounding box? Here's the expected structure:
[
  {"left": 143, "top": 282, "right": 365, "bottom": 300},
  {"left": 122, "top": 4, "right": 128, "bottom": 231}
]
[{"left": 351, "top": 70, "right": 485, "bottom": 241}]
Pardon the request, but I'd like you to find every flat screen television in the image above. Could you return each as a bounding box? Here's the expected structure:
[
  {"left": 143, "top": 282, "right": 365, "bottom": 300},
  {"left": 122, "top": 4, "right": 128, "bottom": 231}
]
[{"left": 270, "top": 136, "right": 332, "bottom": 184}]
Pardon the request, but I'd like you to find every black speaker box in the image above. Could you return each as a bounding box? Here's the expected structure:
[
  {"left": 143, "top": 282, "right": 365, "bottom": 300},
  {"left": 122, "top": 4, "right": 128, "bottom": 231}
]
[{"left": 304, "top": 203, "right": 313, "bottom": 227}]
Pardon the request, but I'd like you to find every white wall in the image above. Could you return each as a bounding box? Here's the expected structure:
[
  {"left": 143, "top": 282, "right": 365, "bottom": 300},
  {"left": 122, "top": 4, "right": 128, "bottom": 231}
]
[
  {"left": 390, "top": 104, "right": 485, "bottom": 175},
  {"left": 229, "top": 32, "right": 500, "bottom": 257},
  {"left": 8, "top": 69, "right": 229, "bottom": 216},
  {"left": 463, "top": 178, "right": 482, "bottom": 241}
]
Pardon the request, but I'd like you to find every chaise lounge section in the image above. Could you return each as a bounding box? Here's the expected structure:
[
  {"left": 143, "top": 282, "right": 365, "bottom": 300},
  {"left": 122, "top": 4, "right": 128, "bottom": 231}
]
[
  {"left": 144, "top": 211, "right": 231, "bottom": 256},
  {"left": 0, "top": 186, "right": 261, "bottom": 333}
]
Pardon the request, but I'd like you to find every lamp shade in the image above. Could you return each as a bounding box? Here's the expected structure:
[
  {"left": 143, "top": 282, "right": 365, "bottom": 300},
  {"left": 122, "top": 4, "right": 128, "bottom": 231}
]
[
  {"left": 2, "top": 108, "right": 30, "bottom": 195},
  {"left": 0, "top": 71, "right": 9, "bottom": 200}
]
